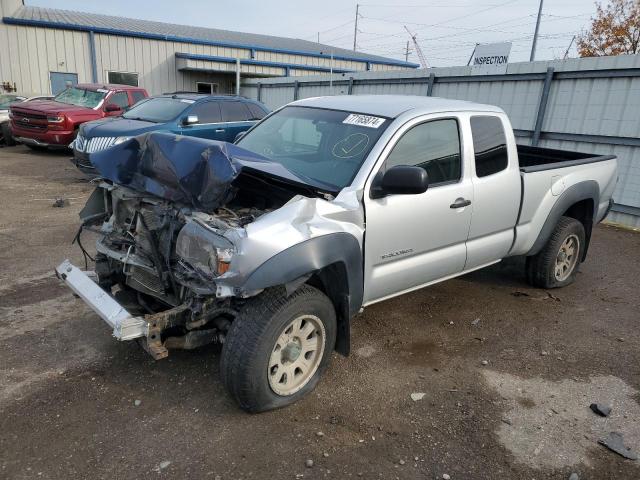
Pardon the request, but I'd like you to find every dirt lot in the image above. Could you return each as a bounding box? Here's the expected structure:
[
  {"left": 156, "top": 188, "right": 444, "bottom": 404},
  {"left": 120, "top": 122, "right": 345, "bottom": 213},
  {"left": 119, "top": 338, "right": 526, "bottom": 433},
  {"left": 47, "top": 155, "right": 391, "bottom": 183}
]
[{"left": 1, "top": 145, "right": 639, "bottom": 480}]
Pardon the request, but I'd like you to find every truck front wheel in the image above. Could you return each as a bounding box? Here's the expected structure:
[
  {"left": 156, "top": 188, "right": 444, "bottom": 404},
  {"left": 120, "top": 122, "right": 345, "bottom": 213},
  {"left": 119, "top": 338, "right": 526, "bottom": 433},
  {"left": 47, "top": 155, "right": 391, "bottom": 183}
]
[
  {"left": 220, "top": 285, "right": 336, "bottom": 412},
  {"left": 525, "top": 216, "right": 585, "bottom": 289}
]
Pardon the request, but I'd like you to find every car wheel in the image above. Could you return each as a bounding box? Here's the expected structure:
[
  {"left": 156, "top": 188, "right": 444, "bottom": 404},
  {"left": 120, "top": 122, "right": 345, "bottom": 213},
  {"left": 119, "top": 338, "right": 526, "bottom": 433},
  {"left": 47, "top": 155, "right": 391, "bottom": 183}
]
[
  {"left": 1, "top": 123, "right": 16, "bottom": 146},
  {"left": 525, "top": 216, "right": 585, "bottom": 289},
  {"left": 220, "top": 285, "right": 336, "bottom": 413}
]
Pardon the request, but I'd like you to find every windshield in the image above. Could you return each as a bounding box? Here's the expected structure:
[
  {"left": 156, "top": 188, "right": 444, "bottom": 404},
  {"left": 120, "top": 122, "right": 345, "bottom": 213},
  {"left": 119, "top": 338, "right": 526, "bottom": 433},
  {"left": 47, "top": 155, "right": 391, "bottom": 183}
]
[
  {"left": 54, "top": 87, "right": 106, "bottom": 108},
  {"left": 237, "top": 106, "right": 390, "bottom": 190},
  {"left": 0, "top": 94, "right": 20, "bottom": 109},
  {"left": 123, "top": 97, "right": 192, "bottom": 123}
]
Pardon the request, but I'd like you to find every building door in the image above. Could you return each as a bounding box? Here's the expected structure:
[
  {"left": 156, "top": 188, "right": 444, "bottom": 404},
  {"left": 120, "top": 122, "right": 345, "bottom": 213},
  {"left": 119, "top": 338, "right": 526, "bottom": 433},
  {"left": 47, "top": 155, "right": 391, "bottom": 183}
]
[{"left": 50, "top": 72, "right": 78, "bottom": 95}]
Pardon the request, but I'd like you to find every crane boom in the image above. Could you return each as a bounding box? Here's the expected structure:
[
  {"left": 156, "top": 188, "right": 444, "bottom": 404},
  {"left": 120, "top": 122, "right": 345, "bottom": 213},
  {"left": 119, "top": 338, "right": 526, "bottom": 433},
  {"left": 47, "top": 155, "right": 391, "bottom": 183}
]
[{"left": 404, "top": 25, "right": 428, "bottom": 68}]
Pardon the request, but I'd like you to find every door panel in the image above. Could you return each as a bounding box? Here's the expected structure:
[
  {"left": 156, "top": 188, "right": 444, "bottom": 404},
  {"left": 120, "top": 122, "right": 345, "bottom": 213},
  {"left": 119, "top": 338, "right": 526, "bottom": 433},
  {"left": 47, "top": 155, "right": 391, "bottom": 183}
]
[
  {"left": 363, "top": 116, "right": 473, "bottom": 304},
  {"left": 364, "top": 181, "right": 473, "bottom": 303},
  {"left": 465, "top": 115, "right": 520, "bottom": 269}
]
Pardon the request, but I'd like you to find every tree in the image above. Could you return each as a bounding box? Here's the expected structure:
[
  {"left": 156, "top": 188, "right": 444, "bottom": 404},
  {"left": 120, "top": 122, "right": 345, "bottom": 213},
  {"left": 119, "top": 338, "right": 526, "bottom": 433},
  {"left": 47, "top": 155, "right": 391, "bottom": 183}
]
[{"left": 577, "top": 0, "right": 640, "bottom": 57}]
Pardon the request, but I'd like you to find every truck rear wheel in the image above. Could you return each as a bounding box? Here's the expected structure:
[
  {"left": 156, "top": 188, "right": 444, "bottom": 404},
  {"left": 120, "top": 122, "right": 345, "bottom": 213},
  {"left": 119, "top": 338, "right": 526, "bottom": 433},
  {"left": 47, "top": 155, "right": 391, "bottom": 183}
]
[
  {"left": 525, "top": 216, "right": 585, "bottom": 289},
  {"left": 220, "top": 285, "right": 336, "bottom": 412}
]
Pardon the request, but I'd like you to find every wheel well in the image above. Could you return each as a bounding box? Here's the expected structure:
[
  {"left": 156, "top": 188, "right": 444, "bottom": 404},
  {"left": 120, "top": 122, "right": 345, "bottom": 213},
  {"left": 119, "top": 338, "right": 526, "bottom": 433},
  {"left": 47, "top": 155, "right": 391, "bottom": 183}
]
[
  {"left": 306, "top": 262, "right": 351, "bottom": 357},
  {"left": 562, "top": 198, "right": 594, "bottom": 261}
]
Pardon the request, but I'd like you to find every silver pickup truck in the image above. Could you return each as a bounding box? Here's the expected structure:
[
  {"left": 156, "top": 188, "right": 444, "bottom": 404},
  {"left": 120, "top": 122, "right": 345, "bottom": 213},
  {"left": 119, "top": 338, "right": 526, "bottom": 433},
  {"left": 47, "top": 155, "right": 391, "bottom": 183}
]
[{"left": 56, "top": 95, "right": 617, "bottom": 412}]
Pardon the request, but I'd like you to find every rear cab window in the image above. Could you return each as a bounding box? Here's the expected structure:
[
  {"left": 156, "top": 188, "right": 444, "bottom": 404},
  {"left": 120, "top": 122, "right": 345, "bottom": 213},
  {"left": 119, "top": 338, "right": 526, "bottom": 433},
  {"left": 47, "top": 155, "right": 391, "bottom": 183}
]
[{"left": 470, "top": 115, "right": 509, "bottom": 177}]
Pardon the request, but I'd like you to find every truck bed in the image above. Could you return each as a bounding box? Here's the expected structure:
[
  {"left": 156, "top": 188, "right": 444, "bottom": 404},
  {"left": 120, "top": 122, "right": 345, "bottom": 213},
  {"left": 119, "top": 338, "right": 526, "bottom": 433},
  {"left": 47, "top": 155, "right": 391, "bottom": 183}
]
[{"left": 517, "top": 145, "right": 615, "bottom": 173}]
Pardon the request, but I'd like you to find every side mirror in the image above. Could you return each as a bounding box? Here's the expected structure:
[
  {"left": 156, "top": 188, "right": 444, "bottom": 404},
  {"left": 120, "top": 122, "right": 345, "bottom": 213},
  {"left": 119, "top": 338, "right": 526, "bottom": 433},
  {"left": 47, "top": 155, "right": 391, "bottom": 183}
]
[
  {"left": 105, "top": 103, "right": 122, "bottom": 113},
  {"left": 234, "top": 131, "right": 247, "bottom": 143},
  {"left": 371, "top": 165, "right": 429, "bottom": 199},
  {"left": 182, "top": 115, "right": 199, "bottom": 126}
]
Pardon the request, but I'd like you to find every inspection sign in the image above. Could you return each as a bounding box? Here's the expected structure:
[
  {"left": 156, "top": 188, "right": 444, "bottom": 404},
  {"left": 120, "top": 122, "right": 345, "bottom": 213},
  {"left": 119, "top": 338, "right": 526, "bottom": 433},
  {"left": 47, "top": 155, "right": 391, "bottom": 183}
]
[{"left": 471, "top": 42, "right": 512, "bottom": 75}]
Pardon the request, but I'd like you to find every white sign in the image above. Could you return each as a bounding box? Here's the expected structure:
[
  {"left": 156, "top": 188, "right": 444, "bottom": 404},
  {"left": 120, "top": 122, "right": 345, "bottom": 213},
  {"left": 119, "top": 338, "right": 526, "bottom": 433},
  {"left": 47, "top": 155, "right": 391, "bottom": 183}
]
[
  {"left": 471, "top": 42, "right": 512, "bottom": 75},
  {"left": 343, "top": 113, "right": 386, "bottom": 129}
]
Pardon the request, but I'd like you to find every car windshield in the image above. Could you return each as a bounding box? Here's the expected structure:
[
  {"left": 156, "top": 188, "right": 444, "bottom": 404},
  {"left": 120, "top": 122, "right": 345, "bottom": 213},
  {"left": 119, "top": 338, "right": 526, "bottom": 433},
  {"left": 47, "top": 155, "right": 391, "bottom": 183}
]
[
  {"left": 236, "top": 106, "right": 390, "bottom": 190},
  {"left": 0, "top": 94, "right": 20, "bottom": 109},
  {"left": 122, "top": 97, "right": 192, "bottom": 123},
  {"left": 54, "top": 87, "right": 106, "bottom": 108}
]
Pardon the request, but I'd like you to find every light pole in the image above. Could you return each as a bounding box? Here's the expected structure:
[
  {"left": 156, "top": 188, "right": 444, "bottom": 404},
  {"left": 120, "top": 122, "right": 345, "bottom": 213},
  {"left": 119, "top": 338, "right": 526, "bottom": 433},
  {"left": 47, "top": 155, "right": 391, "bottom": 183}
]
[{"left": 530, "top": 0, "right": 544, "bottom": 61}]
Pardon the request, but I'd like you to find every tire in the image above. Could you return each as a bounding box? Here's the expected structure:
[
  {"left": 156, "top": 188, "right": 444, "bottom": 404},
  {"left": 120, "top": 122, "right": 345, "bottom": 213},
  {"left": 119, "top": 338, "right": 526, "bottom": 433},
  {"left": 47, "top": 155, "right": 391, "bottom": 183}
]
[
  {"left": 25, "top": 144, "right": 46, "bottom": 151},
  {"left": 220, "top": 285, "right": 337, "bottom": 413},
  {"left": 525, "top": 216, "right": 585, "bottom": 289},
  {"left": 1, "top": 123, "right": 16, "bottom": 146}
]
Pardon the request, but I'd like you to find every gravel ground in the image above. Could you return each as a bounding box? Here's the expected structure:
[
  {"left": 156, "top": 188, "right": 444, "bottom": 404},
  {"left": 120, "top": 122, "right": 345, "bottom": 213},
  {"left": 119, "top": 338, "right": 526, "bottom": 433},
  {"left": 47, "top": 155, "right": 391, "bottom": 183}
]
[{"left": 1, "top": 145, "right": 639, "bottom": 480}]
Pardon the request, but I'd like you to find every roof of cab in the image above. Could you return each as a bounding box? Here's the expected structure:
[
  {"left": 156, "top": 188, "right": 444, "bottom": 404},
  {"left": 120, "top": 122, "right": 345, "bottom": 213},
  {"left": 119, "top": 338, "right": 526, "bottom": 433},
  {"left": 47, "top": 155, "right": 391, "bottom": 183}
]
[{"left": 290, "top": 95, "right": 503, "bottom": 118}]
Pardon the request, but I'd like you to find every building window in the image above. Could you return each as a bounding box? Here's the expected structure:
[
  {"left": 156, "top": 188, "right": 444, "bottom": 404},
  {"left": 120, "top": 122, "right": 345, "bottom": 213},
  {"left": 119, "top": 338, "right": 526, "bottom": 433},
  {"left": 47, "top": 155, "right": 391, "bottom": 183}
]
[
  {"left": 107, "top": 71, "right": 139, "bottom": 87},
  {"left": 196, "top": 82, "right": 218, "bottom": 94}
]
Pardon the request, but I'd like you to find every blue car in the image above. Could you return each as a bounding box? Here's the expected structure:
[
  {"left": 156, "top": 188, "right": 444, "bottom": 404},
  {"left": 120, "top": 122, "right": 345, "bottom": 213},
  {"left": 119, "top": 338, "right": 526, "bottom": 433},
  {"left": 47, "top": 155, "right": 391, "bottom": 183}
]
[{"left": 72, "top": 93, "right": 270, "bottom": 174}]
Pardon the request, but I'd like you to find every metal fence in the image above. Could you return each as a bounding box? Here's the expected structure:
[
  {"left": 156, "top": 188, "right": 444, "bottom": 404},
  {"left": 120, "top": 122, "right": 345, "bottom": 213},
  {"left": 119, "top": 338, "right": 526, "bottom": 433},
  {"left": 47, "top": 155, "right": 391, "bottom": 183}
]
[{"left": 241, "top": 55, "right": 640, "bottom": 228}]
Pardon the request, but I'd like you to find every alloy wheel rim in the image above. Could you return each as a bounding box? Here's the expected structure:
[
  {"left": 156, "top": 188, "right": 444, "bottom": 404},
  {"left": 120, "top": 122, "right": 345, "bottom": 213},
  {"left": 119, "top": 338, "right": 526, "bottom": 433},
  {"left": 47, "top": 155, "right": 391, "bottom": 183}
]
[
  {"left": 268, "top": 314, "right": 325, "bottom": 396},
  {"left": 555, "top": 234, "right": 579, "bottom": 281}
]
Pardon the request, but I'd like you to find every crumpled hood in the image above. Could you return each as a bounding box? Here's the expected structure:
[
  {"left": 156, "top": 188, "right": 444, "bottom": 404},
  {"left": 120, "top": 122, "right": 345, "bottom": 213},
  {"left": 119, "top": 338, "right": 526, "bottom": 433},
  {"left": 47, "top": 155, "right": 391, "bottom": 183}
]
[
  {"left": 11, "top": 99, "right": 94, "bottom": 114},
  {"left": 90, "top": 132, "right": 310, "bottom": 212},
  {"left": 81, "top": 117, "right": 159, "bottom": 137}
]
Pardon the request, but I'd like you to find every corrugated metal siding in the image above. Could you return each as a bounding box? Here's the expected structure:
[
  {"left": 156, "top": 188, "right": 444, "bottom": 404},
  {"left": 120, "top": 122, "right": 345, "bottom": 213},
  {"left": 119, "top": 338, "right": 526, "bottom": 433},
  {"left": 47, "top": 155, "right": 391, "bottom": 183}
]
[
  {"left": 242, "top": 55, "right": 640, "bottom": 227},
  {"left": 0, "top": 0, "right": 410, "bottom": 96}
]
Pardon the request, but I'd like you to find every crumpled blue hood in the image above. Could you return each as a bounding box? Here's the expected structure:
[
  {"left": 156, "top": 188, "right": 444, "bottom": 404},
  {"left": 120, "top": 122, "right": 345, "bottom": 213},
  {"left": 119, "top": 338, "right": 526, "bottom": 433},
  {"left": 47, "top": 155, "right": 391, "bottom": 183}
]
[
  {"left": 90, "top": 132, "right": 307, "bottom": 212},
  {"left": 80, "top": 116, "right": 159, "bottom": 137}
]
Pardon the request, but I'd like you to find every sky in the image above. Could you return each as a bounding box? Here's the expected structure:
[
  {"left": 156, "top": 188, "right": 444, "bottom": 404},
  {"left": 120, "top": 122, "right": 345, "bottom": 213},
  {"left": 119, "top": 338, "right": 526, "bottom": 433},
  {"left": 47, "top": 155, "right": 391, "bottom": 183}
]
[{"left": 27, "top": 0, "right": 598, "bottom": 67}]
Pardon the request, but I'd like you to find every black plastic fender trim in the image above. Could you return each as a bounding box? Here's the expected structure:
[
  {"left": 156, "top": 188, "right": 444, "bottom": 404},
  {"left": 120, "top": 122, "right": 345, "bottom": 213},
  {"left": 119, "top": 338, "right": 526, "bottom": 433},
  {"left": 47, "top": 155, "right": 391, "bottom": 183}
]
[
  {"left": 526, "top": 180, "right": 599, "bottom": 258},
  {"left": 241, "top": 232, "right": 364, "bottom": 317}
]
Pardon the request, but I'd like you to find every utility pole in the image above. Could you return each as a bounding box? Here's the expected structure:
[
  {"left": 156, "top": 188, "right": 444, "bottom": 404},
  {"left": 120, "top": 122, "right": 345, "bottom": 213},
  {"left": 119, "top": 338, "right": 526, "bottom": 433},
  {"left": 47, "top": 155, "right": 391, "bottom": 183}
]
[
  {"left": 529, "top": 0, "right": 544, "bottom": 61},
  {"left": 563, "top": 35, "right": 576, "bottom": 59},
  {"left": 353, "top": 4, "right": 359, "bottom": 51},
  {"left": 317, "top": 32, "right": 320, "bottom": 43},
  {"left": 405, "top": 41, "right": 410, "bottom": 62},
  {"left": 467, "top": 43, "right": 479, "bottom": 66}
]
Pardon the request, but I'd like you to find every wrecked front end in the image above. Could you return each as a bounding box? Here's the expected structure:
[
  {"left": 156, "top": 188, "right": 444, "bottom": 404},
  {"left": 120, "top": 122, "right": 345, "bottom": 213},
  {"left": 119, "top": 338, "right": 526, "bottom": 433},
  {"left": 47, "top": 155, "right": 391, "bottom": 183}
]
[{"left": 56, "top": 132, "right": 364, "bottom": 359}]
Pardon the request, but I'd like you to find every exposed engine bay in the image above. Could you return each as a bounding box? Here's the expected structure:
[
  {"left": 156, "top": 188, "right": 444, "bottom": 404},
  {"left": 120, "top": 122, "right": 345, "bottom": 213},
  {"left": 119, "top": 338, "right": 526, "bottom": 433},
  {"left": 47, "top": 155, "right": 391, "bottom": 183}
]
[
  {"left": 79, "top": 174, "right": 302, "bottom": 356},
  {"left": 73, "top": 132, "right": 364, "bottom": 358}
]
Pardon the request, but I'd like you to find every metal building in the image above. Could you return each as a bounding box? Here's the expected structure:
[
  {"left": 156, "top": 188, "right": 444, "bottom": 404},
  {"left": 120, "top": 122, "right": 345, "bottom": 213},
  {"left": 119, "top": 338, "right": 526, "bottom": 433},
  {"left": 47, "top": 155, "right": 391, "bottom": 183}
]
[{"left": 0, "top": 0, "right": 418, "bottom": 96}]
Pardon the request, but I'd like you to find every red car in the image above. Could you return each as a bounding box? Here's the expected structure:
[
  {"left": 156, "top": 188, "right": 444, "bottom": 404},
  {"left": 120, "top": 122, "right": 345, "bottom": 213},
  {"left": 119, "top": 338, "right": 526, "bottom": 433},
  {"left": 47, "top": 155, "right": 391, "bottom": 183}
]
[{"left": 9, "top": 83, "right": 148, "bottom": 149}]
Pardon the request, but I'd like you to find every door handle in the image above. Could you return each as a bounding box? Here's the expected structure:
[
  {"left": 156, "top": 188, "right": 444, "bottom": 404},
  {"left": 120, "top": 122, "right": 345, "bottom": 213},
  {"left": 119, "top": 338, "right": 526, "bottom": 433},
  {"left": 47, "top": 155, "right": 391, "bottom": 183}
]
[
  {"left": 215, "top": 129, "right": 226, "bottom": 133},
  {"left": 450, "top": 198, "right": 472, "bottom": 209}
]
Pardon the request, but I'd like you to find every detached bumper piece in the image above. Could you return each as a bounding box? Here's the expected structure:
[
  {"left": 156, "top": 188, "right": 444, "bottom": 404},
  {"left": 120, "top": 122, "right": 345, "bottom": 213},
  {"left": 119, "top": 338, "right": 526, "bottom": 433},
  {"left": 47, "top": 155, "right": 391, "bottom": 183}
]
[{"left": 55, "top": 259, "right": 148, "bottom": 340}]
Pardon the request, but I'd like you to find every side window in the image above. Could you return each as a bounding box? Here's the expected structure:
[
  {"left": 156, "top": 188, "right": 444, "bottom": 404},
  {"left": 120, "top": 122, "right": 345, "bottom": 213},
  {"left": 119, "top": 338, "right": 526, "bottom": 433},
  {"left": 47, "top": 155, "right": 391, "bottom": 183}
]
[
  {"left": 246, "top": 102, "right": 267, "bottom": 120},
  {"left": 189, "top": 101, "right": 222, "bottom": 123},
  {"left": 470, "top": 116, "right": 508, "bottom": 177},
  {"left": 108, "top": 92, "right": 129, "bottom": 109},
  {"left": 221, "top": 101, "right": 251, "bottom": 122},
  {"left": 131, "top": 91, "right": 146, "bottom": 105},
  {"left": 385, "top": 119, "right": 461, "bottom": 185}
]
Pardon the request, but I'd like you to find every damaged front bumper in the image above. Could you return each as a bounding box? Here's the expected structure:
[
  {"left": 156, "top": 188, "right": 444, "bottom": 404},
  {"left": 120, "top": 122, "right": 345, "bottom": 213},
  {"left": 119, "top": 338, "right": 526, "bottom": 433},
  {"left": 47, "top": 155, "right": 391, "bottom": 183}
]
[{"left": 55, "top": 259, "right": 149, "bottom": 341}]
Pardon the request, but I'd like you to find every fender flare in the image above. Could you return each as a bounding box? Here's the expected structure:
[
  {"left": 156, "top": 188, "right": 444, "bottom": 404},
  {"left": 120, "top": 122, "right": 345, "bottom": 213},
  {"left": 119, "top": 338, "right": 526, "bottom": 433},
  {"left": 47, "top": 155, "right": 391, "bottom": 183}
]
[
  {"left": 526, "top": 180, "right": 599, "bottom": 257},
  {"left": 240, "top": 233, "right": 363, "bottom": 357}
]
